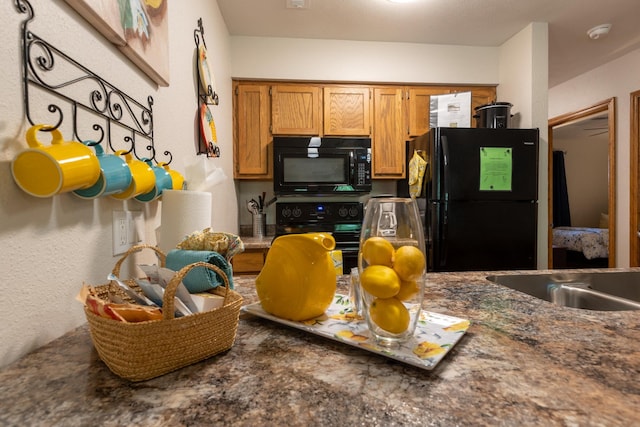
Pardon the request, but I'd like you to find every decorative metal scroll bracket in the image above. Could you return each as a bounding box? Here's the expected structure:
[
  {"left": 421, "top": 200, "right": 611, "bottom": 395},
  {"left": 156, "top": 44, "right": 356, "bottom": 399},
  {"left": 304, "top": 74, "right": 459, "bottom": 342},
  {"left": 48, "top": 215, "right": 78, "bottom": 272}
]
[
  {"left": 194, "top": 18, "right": 219, "bottom": 107},
  {"left": 15, "top": 0, "right": 172, "bottom": 165},
  {"left": 194, "top": 17, "right": 220, "bottom": 158}
]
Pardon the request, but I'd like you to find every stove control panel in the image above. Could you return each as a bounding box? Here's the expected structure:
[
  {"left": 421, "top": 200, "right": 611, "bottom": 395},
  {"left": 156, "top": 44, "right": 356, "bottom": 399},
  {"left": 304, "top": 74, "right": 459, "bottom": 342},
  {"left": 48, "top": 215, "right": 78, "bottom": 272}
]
[{"left": 276, "top": 202, "right": 363, "bottom": 225}]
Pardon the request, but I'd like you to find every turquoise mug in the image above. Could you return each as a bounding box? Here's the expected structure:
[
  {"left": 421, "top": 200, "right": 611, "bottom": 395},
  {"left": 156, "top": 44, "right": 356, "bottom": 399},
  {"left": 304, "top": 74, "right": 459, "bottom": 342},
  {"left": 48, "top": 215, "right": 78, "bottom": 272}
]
[
  {"left": 135, "top": 159, "right": 173, "bottom": 202},
  {"left": 73, "top": 142, "right": 132, "bottom": 199}
]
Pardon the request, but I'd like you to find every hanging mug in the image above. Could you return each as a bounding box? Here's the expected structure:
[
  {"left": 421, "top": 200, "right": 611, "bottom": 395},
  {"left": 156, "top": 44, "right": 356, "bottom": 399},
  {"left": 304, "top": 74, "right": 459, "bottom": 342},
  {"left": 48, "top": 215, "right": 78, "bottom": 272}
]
[
  {"left": 111, "top": 151, "right": 155, "bottom": 200},
  {"left": 73, "top": 142, "right": 132, "bottom": 199},
  {"left": 11, "top": 124, "right": 101, "bottom": 198},
  {"left": 157, "top": 162, "right": 185, "bottom": 190},
  {"left": 135, "top": 159, "right": 173, "bottom": 202}
]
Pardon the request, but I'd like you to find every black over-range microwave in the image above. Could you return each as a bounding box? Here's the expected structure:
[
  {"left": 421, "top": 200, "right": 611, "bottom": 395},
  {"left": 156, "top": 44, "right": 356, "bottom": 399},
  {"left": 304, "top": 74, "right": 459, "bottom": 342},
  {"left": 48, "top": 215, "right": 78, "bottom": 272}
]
[{"left": 273, "top": 136, "right": 372, "bottom": 195}]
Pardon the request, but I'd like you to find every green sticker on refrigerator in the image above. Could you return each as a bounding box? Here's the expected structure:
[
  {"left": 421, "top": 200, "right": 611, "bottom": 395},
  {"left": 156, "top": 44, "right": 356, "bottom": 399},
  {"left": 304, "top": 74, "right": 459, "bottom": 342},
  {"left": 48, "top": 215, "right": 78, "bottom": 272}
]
[{"left": 479, "top": 147, "right": 512, "bottom": 191}]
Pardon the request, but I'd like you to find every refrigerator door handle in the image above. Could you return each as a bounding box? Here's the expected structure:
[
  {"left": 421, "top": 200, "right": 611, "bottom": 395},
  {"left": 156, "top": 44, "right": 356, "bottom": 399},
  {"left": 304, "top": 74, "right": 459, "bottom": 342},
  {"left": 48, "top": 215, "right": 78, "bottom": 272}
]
[{"left": 441, "top": 135, "right": 450, "bottom": 201}]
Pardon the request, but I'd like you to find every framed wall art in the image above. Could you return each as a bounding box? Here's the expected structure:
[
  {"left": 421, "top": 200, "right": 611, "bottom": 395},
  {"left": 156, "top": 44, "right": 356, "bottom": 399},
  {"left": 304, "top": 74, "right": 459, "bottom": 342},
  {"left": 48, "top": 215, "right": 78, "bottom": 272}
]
[{"left": 65, "top": 0, "right": 170, "bottom": 86}]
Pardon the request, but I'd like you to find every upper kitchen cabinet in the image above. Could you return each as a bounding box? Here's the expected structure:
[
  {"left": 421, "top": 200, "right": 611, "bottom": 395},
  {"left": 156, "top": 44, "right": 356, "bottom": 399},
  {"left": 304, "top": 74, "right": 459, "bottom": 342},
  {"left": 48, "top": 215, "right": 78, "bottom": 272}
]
[
  {"left": 323, "top": 86, "right": 371, "bottom": 136},
  {"left": 271, "top": 85, "right": 322, "bottom": 135},
  {"left": 455, "top": 86, "right": 497, "bottom": 127},
  {"left": 233, "top": 82, "right": 272, "bottom": 179},
  {"left": 407, "top": 86, "right": 497, "bottom": 137},
  {"left": 407, "top": 87, "right": 450, "bottom": 137},
  {"left": 373, "top": 87, "right": 405, "bottom": 178}
]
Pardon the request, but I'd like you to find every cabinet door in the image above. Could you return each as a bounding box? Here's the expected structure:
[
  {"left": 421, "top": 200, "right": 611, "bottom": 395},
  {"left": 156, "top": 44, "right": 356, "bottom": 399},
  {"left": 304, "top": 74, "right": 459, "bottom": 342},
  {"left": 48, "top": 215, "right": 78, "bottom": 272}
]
[
  {"left": 234, "top": 84, "right": 272, "bottom": 179},
  {"left": 271, "top": 85, "right": 321, "bottom": 135},
  {"left": 407, "top": 87, "right": 452, "bottom": 137},
  {"left": 323, "top": 87, "right": 371, "bottom": 136},
  {"left": 452, "top": 86, "right": 497, "bottom": 128},
  {"left": 231, "top": 249, "right": 267, "bottom": 275},
  {"left": 372, "top": 87, "right": 405, "bottom": 178}
]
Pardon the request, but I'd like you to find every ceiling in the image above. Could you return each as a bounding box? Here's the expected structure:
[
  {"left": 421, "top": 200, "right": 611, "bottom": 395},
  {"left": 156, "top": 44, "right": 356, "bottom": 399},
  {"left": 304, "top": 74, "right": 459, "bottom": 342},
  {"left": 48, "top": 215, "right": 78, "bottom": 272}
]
[
  {"left": 553, "top": 112, "right": 609, "bottom": 142},
  {"left": 216, "top": 0, "right": 640, "bottom": 87}
]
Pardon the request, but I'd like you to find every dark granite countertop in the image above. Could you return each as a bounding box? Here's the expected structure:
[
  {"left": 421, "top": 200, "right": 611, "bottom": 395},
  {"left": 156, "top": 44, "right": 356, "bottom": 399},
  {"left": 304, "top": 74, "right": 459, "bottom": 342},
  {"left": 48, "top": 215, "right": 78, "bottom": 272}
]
[{"left": 1, "top": 269, "right": 639, "bottom": 426}]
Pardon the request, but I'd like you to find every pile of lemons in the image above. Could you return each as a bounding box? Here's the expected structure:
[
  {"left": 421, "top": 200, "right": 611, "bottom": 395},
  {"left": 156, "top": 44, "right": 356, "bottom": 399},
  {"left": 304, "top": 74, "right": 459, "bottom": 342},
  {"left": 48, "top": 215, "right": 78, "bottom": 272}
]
[{"left": 360, "top": 237, "right": 425, "bottom": 334}]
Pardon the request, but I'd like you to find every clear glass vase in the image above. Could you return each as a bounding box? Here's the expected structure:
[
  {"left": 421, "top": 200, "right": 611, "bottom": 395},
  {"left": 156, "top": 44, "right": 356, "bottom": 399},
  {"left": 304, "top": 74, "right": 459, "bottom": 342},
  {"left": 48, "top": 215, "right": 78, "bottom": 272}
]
[{"left": 358, "top": 197, "right": 426, "bottom": 347}]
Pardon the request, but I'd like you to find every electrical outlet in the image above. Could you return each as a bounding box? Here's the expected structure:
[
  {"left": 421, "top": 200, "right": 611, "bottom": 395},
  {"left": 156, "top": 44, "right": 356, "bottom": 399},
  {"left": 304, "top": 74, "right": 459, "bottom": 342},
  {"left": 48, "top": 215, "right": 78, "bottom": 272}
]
[{"left": 112, "top": 211, "right": 145, "bottom": 256}]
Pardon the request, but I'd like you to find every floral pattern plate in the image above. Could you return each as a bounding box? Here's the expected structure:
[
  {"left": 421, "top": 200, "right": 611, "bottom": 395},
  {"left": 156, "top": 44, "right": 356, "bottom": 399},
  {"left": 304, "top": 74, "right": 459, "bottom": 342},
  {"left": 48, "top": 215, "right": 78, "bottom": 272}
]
[{"left": 242, "top": 294, "right": 470, "bottom": 370}]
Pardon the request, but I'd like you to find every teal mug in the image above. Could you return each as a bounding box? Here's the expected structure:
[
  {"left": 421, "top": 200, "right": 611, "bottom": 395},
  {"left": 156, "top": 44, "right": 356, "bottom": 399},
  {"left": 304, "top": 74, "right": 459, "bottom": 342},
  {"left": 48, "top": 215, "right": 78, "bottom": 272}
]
[
  {"left": 73, "top": 142, "right": 132, "bottom": 199},
  {"left": 135, "top": 159, "right": 173, "bottom": 202}
]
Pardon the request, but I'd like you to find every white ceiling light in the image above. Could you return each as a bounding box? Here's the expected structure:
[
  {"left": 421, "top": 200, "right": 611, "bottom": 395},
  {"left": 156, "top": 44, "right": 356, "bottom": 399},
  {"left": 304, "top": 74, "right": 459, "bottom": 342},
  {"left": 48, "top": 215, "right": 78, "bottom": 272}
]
[
  {"left": 587, "top": 23, "right": 612, "bottom": 40},
  {"left": 387, "top": 0, "right": 416, "bottom": 3}
]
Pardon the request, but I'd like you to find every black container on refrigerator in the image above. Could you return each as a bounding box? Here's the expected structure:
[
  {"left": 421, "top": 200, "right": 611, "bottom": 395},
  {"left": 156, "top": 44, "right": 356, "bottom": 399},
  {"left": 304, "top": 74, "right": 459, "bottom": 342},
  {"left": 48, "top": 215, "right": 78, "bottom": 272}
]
[{"left": 401, "top": 127, "right": 539, "bottom": 272}]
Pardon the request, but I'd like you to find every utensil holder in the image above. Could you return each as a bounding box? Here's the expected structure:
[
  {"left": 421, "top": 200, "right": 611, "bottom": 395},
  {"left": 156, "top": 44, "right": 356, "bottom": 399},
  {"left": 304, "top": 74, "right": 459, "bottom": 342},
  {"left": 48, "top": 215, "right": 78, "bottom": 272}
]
[{"left": 252, "top": 213, "right": 266, "bottom": 238}]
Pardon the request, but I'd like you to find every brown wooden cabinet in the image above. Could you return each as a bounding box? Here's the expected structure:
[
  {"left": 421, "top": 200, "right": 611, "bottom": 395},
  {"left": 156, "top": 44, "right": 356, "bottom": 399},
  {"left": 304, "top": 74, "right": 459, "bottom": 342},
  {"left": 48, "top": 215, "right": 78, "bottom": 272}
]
[
  {"left": 233, "top": 80, "right": 496, "bottom": 181},
  {"left": 372, "top": 87, "right": 406, "bottom": 178},
  {"left": 271, "top": 85, "right": 322, "bottom": 135},
  {"left": 453, "top": 86, "right": 497, "bottom": 127},
  {"left": 407, "top": 87, "right": 450, "bottom": 137},
  {"left": 323, "top": 86, "right": 371, "bottom": 136},
  {"left": 231, "top": 248, "right": 269, "bottom": 275},
  {"left": 233, "top": 82, "right": 272, "bottom": 179}
]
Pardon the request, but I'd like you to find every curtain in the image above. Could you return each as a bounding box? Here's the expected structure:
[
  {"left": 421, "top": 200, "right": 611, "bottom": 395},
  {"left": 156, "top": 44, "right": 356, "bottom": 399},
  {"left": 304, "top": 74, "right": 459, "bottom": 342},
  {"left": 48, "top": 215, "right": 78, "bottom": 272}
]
[{"left": 553, "top": 150, "right": 571, "bottom": 227}]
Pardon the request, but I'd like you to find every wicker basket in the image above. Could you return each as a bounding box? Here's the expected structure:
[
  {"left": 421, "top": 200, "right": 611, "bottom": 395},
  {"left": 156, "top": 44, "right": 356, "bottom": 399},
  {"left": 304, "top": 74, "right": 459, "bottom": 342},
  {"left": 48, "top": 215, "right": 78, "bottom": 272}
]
[{"left": 84, "top": 244, "right": 243, "bottom": 382}]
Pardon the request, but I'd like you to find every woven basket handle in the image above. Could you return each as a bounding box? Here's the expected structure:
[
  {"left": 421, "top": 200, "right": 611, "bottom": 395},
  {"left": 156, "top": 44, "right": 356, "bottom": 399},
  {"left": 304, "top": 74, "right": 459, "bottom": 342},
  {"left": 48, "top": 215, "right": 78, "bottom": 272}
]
[
  {"left": 162, "top": 261, "right": 230, "bottom": 321},
  {"left": 112, "top": 244, "right": 167, "bottom": 277}
]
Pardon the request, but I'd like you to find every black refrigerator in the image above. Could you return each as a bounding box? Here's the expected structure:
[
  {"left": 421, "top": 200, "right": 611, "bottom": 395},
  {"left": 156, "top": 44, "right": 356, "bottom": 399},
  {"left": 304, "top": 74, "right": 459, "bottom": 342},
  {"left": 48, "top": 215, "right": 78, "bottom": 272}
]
[{"left": 400, "top": 127, "right": 539, "bottom": 272}]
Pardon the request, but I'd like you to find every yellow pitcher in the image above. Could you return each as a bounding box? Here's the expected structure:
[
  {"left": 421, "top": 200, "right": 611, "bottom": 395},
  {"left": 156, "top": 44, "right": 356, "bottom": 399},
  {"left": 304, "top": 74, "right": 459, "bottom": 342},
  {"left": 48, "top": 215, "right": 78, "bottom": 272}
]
[{"left": 256, "top": 233, "right": 337, "bottom": 321}]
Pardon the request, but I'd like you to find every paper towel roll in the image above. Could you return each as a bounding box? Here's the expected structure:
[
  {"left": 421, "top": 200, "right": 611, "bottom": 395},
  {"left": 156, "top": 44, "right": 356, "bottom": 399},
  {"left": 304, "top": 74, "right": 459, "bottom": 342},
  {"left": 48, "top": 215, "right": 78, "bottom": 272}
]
[{"left": 159, "top": 190, "right": 212, "bottom": 253}]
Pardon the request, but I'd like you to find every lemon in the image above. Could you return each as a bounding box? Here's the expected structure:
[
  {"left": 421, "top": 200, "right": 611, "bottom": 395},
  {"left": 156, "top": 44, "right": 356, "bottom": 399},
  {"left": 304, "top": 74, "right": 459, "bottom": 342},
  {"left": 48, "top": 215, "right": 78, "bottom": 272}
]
[
  {"left": 369, "top": 297, "right": 410, "bottom": 334},
  {"left": 360, "top": 265, "right": 400, "bottom": 298},
  {"left": 361, "top": 237, "right": 395, "bottom": 267},
  {"left": 396, "top": 279, "right": 420, "bottom": 301},
  {"left": 393, "top": 245, "right": 425, "bottom": 281},
  {"left": 413, "top": 341, "right": 446, "bottom": 359}
]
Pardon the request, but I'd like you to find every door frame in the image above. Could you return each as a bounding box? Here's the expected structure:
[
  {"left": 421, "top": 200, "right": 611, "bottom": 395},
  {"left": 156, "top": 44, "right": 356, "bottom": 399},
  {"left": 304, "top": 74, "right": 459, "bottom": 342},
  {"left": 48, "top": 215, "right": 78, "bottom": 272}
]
[
  {"left": 547, "top": 98, "right": 617, "bottom": 268},
  {"left": 630, "top": 90, "right": 640, "bottom": 266}
]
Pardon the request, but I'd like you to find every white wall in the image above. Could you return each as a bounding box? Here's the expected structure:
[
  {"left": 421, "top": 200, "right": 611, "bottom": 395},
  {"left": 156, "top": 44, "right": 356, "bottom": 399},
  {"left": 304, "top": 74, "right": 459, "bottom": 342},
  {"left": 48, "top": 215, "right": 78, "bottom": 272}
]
[
  {"left": 498, "top": 22, "right": 549, "bottom": 269},
  {"left": 549, "top": 48, "right": 640, "bottom": 266},
  {"left": 554, "top": 136, "right": 609, "bottom": 227},
  {"left": 230, "top": 36, "right": 500, "bottom": 84},
  {"left": 0, "top": 0, "right": 235, "bottom": 368}
]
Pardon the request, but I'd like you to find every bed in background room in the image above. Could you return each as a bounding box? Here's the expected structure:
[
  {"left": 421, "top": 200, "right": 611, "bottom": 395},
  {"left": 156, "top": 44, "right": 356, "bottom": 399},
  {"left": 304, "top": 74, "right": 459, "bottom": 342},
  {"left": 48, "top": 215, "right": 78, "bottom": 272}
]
[{"left": 552, "top": 226, "right": 609, "bottom": 268}]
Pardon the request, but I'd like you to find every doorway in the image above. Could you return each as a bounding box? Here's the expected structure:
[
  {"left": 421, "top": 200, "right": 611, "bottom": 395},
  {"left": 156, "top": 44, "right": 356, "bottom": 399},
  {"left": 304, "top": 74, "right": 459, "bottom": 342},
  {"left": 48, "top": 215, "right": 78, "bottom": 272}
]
[
  {"left": 630, "top": 90, "right": 640, "bottom": 266},
  {"left": 547, "top": 98, "right": 616, "bottom": 268}
]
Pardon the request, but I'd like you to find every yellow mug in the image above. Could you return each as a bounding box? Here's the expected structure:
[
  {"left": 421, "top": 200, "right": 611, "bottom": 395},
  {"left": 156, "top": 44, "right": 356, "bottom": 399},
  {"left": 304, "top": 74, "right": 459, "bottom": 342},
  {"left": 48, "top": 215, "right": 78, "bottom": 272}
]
[
  {"left": 11, "top": 125, "right": 100, "bottom": 198},
  {"left": 110, "top": 151, "right": 155, "bottom": 200},
  {"left": 158, "top": 162, "right": 185, "bottom": 190}
]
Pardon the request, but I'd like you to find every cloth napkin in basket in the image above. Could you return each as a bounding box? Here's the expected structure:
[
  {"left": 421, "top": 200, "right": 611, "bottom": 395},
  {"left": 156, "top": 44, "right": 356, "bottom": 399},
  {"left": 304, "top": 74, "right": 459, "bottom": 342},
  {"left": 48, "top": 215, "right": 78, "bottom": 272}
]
[{"left": 166, "top": 249, "right": 234, "bottom": 293}]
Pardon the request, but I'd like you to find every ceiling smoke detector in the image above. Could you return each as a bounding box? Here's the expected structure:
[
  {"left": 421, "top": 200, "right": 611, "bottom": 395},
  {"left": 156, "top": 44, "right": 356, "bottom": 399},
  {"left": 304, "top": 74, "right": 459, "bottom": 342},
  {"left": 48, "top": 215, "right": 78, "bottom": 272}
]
[
  {"left": 587, "top": 24, "right": 612, "bottom": 40},
  {"left": 286, "top": 0, "right": 309, "bottom": 9}
]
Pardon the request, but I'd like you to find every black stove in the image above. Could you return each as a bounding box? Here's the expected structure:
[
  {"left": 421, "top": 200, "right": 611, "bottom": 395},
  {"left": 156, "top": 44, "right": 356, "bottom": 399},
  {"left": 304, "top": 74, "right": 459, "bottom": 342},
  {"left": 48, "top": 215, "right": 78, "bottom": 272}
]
[{"left": 275, "top": 201, "right": 363, "bottom": 272}]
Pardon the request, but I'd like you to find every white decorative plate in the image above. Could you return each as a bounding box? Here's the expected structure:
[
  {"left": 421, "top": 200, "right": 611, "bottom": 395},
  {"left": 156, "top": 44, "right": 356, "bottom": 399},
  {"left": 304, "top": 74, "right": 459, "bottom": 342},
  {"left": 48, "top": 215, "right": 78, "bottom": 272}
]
[{"left": 242, "top": 294, "right": 470, "bottom": 370}]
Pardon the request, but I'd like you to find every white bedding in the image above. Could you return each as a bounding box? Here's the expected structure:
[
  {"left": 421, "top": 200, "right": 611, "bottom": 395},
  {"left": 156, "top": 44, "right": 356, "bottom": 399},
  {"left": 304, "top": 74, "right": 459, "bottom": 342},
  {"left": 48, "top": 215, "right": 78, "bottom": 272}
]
[{"left": 552, "top": 227, "right": 609, "bottom": 260}]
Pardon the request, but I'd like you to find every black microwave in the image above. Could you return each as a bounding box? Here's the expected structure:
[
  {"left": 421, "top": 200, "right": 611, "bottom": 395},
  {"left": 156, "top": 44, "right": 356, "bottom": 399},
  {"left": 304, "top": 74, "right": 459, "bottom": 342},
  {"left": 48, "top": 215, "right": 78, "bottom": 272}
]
[{"left": 273, "top": 136, "right": 372, "bottom": 195}]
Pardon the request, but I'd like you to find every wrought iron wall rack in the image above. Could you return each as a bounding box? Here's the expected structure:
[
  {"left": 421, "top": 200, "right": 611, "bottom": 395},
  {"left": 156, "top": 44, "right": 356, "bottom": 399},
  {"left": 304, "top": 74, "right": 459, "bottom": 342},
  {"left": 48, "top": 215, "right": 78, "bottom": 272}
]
[
  {"left": 15, "top": 0, "right": 171, "bottom": 164},
  {"left": 194, "top": 18, "right": 220, "bottom": 158}
]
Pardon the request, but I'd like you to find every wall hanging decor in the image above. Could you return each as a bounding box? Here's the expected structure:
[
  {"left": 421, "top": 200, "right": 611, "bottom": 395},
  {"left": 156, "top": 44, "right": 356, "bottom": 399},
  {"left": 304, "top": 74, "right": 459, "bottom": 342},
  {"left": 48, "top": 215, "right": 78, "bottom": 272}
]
[
  {"left": 64, "top": 0, "right": 170, "bottom": 86},
  {"left": 194, "top": 18, "right": 220, "bottom": 158},
  {"left": 15, "top": 0, "right": 172, "bottom": 170}
]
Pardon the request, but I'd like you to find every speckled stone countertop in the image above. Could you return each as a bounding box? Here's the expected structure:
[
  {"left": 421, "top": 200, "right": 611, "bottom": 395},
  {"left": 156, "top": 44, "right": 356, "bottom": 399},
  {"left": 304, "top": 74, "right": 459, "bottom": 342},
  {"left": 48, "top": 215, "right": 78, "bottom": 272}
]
[
  {"left": 1, "top": 269, "right": 639, "bottom": 426},
  {"left": 240, "top": 235, "right": 274, "bottom": 250}
]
